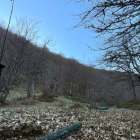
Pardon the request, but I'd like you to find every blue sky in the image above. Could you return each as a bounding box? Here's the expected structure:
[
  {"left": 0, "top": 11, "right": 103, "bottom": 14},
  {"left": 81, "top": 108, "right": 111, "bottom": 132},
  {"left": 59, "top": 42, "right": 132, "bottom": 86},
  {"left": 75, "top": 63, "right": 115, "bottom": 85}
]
[{"left": 0, "top": 0, "right": 104, "bottom": 66}]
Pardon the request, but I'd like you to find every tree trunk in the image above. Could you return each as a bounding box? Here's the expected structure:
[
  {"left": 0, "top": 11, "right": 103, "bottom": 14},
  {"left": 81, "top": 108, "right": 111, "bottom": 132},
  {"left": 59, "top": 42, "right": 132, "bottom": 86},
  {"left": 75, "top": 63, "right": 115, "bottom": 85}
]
[
  {"left": 31, "top": 79, "right": 34, "bottom": 97},
  {"left": 27, "top": 78, "right": 35, "bottom": 97},
  {"left": 69, "top": 82, "right": 72, "bottom": 96},
  {"left": 0, "top": 96, "right": 7, "bottom": 106},
  {"left": 53, "top": 82, "right": 57, "bottom": 94},
  {"left": 27, "top": 79, "right": 31, "bottom": 97},
  {"left": 132, "top": 83, "right": 136, "bottom": 100},
  {"left": 93, "top": 92, "right": 96, "bottom": 107},
  {"left": 45, "top": 76, "right": 52, "bottom": 89},
  {"left": 0, "top": 88, "right": 10, "bottom": 106},
  {"left": 129, "top": 74, "right": 137, "bottom": 100}
]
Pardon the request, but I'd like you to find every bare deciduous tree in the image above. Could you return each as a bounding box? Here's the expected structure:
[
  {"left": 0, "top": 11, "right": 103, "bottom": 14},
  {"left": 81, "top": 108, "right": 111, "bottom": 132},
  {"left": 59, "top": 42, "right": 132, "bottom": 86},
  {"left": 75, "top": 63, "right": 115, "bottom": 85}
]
[
  {"left": 73, "top": 0, "right": 140, "bottom": 99},
  {"left": 0, "top": 18, "right": 40, "bottom": 105}
]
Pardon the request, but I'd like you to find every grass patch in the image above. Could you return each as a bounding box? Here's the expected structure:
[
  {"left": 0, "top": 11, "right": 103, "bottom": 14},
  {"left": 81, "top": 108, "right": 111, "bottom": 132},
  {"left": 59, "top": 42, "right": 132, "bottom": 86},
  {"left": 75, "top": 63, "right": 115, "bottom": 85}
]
[
  {"left": 57, "top": 96, "right": 74, "bottom": 104},
  {"left": 6, "top": 86, "right": 43, "bottom": 107},
  {"left": 7, "top": 90, "right": 27, "bottom": 101},
  {"left": 37, "top": 93, "right": 58, "bottom": 102},
  {"left": 6, "top": 85, "right": 140, "bottom": 111},
  {"left": 20, "top": 98, "right": 40, "bottom": 106},
  {"left": 65, "top": 96, "right": 92, "bottom": 104},
  {"left": 56, "top": 96, "right": 91, "bottom": 108}
]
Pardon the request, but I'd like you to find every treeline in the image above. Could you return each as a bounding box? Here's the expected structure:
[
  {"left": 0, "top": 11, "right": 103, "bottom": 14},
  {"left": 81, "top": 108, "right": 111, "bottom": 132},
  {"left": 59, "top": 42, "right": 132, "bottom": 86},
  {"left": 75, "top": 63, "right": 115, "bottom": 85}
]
[{"left": 0, "top": 19, "right": 139, "bottom": 105}]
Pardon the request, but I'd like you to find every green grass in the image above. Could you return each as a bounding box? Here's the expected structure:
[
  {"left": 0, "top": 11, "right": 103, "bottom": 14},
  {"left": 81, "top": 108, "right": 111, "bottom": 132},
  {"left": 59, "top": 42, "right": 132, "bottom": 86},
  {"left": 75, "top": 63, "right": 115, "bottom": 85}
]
[
  {"left": 7, "top": 89, "right": 27, "bottom": 101},
  {"left": 7, "top": 84, "right": 43, "bottom": 101},
  {"left": 6, "top": 85, "right": 140, "bottom": 111},
  {"left": 56, "top": 96, "right": 74, "bottom": 104},
  {"left": 6, "top": 86, "right": 43, "bottom": 107},
  {"left": 56, "top": 96, "right": 91, "bottom": 107}
]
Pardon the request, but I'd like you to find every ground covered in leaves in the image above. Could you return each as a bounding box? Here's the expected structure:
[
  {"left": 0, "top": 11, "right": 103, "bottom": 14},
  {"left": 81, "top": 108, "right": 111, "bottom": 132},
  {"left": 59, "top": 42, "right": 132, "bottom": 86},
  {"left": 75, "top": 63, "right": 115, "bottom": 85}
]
[{"left": 0, "top": 103, "right": 140, "bottom": 140}]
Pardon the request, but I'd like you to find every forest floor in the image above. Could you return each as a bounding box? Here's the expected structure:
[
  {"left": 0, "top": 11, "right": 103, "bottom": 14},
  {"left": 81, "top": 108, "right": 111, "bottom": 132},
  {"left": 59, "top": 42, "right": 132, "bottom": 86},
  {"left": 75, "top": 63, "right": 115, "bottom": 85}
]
[{"left": 0, "top": 88, "right": 140, "bottom": 140}]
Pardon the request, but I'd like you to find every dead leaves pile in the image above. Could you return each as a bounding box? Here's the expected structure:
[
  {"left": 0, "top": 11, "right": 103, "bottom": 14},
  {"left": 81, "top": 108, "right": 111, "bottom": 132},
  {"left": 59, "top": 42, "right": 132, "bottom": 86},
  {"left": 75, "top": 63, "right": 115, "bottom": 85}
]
[{"left": 0, "top": 105, "right": 140, "bottom": 140}]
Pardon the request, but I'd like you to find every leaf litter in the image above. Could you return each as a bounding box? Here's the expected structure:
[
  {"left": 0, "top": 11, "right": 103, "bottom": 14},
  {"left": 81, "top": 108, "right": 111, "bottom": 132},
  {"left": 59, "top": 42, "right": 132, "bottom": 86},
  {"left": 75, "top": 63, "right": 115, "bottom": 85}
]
[{"left": 0, "top": 105, "right": 140, "bottom": 140}]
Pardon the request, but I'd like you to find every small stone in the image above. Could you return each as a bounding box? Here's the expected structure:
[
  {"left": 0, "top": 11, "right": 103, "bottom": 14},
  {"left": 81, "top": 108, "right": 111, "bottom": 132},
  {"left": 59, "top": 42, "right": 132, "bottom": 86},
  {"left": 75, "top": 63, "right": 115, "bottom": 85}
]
[{"left": 121, "top": 108, "right": 127, "bottom": 114}]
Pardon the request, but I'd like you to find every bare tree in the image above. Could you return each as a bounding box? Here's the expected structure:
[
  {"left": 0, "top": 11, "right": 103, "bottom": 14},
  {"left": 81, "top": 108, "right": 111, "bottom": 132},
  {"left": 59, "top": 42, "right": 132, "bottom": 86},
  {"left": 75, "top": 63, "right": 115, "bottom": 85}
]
[
  {"left": 73, "top": 0, "right": 140, "bottom": 98},
  {"left": 25, "top": 44, "right": 50, "bottom": 97},
  {"left": 0, "top": 18, "right": 40, "bottom": 105},
  {"left": 0, "top": 0, "right": 14, "bottom": 77}
]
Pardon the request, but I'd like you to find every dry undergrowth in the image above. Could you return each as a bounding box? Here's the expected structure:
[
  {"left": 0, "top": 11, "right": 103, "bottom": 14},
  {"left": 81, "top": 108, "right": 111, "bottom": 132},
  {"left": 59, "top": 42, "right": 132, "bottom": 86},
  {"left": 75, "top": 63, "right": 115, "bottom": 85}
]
[{"left": 0, "top": 104, "right": 140, "bottom": 140}]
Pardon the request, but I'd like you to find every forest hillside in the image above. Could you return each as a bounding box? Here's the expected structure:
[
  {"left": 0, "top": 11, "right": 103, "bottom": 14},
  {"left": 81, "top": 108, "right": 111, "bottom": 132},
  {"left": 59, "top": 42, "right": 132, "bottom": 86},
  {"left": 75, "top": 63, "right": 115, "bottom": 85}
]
[{"left": 0, "top": 25, "right": 140, "bottom": 106}]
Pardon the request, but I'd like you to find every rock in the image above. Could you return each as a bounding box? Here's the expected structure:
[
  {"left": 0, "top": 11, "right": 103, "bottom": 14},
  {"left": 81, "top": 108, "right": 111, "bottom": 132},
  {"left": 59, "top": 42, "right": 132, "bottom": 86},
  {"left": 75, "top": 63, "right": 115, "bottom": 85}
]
[{"left": 121, "top": 108, "right": 127, "bottom": 114}]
